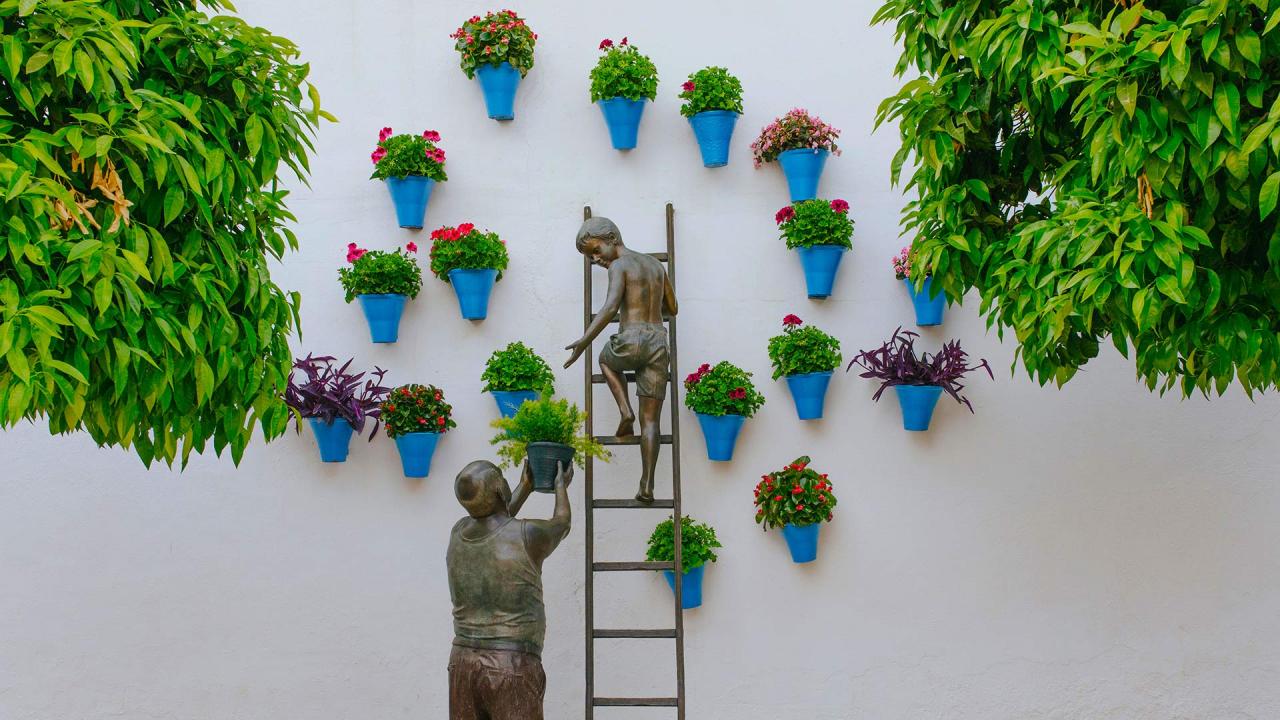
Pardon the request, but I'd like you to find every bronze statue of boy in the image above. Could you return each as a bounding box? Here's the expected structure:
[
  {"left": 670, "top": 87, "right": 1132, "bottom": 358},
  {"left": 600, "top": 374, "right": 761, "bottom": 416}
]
[
  {"left": 564, "top": 216, "right": 677, "bottom": 504},
  {"left": 447, "top": 460, "right": 573, "bottom": 720}
]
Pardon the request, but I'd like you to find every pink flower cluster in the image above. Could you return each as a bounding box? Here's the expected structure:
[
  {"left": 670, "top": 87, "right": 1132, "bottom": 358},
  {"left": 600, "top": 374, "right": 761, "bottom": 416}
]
[
  {"left": 450, "top": 10, "right": 536, "bottom": 46},
  {"left": 830, "top": 198, "right": 849, "bottom": 214},
  {"left": 893, "top": 246, "right": 911, "bottom": 279},
  {"left": 782, "top": 314, "right": 803, "bottom": 327},
  {"left": 426, "top": 146, "right": 446, "bottom": 164},
  {"left": 346, "top": 243, "right": 367, "bottom": 263},
  {"left": 684, "top": 362, "right": 712, "bottom": 386},
  {"left": 681, "top": 80, "right": 696, "bottom": 94},
  {"left": 599, "top": 37, "right": 628, "bottom": 51},
  {"left": 775, "top": 206, "right": 795, "bottom": 225},
  {"left": 751, "top": 108, "right": 842, "bottom": 168}
]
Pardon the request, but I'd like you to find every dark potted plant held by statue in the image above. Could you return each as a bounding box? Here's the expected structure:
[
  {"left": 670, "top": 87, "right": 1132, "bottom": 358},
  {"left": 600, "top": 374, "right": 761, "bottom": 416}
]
[
  {"left": 848, "top": 328, "right": 992, "bottom": 432},
  {"left": 679, "top": 66, "right": 744, "bottom": 168},
  {"left": 683, "top": 361, "right": 765, "bottom": 462},
  {"left": 370, "top": 127, "right": 448, "bottom": 229},
  {"left": 339, "top": 243, "right": 423, "bottom": 343},
  {"left": 776, "top": 198, "right": 854, "bottom": 299},
  {"left": 381, "top": 384, "right": 456, "bottom": 478},
  {"left": 589, "top": 38, "right": 658, "bottom": 150},
  {"left": 768, "top": 315, "right": 842, "bottom": 420},
  {"left": 751, "top": 109, "right": 841, "bottom": 202},
  {"left": 284, "top": 354, "right": 389, "bottom": 463},
  {"left": 754, "top": 457, "right": 837, "bottom": 564},
  {"left": 645, "top": 516, "right": 722, "bottom": 610},
  {"left": 482, "top": 341, "right": 556, "bottom": 418},
  {"left": 450, "top": 10, "right": 537, "bottom": 121},
  {"left": 429, "top": 223, "right": 510, "bottom": 321},
  {"left": 491, "top": 396, "right": 610, "bottom": 492},
  {"left": 895, "top": 245, "right": 947, "bottom": 326}
]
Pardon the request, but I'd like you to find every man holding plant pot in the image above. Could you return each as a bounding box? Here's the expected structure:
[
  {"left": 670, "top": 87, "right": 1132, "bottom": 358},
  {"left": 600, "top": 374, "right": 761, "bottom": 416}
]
[{"left": 446, "top": 459, "right": 573, "bottom": 720}]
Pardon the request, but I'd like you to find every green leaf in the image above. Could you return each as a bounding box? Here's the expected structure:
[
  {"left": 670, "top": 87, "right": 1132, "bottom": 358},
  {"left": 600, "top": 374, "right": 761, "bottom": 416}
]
[
  {"left": 162, "top": 185, "right": 185, "bottom": 226},
  {"left": 1117, "top": 81, "right": 1138, "bottom": 118},
  {"left": 1214, "top": 83, "right": 1240, "bottom": 136},
  {"left": 19, "top": 0, "right": 39, "bottom": 17},
  {"left": 194, "top": 356, "right": 214, "bottom": 404},
  {"left": 245, "top": 115, "right": 264, "bottom": 156},
  {"left": 1236, "top": 29, "right": 1261, "bottom": 66},
  {"left": 1261, "top": 172, "right": 1280, "bottom": 220},
  {"left": 94, "top": 277, "right": 112, "bottom": 315}
]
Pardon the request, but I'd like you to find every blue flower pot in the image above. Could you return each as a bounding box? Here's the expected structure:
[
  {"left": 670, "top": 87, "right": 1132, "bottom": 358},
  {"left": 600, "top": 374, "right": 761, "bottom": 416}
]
[
  {"left": 777, "top": 148, "right": 829, "bottom": 202},
  {"left": 597, "top": 97, "right": 648, "bottom": 150},
  {"left": 782, "top": 523, "right": 821, "bottom": 564},
  {"left": 905, "top": 277, "right": 947, "bottom": 326},
  {"left": 308, "top": 417, "right": 354, "bottom": 463},
  {"left": 695, "top": 413, "right": 745, "bottom": 462},
  {"left": 895, "top": 384, "right": 943, "bottom": 432},
  {"left": 357, "top": 293, "right": 407, "bottom": 343},
  {"left": 448, "top": 268, "right": 498, "bottom": 320},
  {"left": 394, "top": 431, "right": 440, "bottom": 478},
  {"left": 688, "top": 110, "right": 738, "bottom": 168},
  {"left": 796, "top": 245, "right": 848, "bottom": 299},
  {"left": 662, "top": 564, "right": 705, "bottom": 610},
  {"left": 384, "top": 175, "right": 435, "bottom": 229},
  {"left": 491, "top": 389, "right": 539, "bottom": 418},
  {"left": 475, "top": 61, "right": 521, "bottom": 121},
  {"left": 784, "top": 371, "right": 833, "bottom": 420}
]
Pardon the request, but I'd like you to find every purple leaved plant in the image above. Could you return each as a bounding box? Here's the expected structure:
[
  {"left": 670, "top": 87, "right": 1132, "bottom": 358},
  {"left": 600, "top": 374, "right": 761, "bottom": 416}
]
[
  {"left": 284, "top": 354, "right": 390, "bottom": 438},
  {"left": 847, "top": 328, "right": 993, "bottom": 412}
]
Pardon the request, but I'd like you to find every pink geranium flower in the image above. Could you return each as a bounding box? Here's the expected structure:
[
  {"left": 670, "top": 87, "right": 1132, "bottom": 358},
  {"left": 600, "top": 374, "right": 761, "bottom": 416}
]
[
  {"left": 830, "top": 199, "right": 850, "bottom": 214},
  {"left": 782, "top": 314, "right": 803, "bottom": 327},
  {"left": 370, "top": 147, "right": 386, "bottom": 164},
  {"left": 406, "top": 242, "right": 418, "bottom": 253},
  {"left": 599, "top": 38, "right": 613, "bottom": 50},
  {"left": 775, "top": 206, "right": 795, "bottom": 225},
  {"left": 681, "top": 81, "right": 696, "bottom": 93},
  {"left": 620, "top": 36, "right": 629, "bottom": 46},
  {"left": 378, "top": 127, "right": 393, "bottom": 142},
  {"left": 423, "top": 130, "right": 441, "bottom": 142}
]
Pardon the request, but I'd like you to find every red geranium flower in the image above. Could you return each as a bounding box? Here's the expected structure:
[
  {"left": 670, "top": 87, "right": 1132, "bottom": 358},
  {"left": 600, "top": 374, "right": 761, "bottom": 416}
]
[
  {"left": 423, "top": 130, "right": 441, "bottom": 142},
  {"left": 775, "top": 206, "right": 795, "bottom": 225},
  {"left": 682, "top": 81, "right": 696, "bottom": 93},
  {"left": 599, "top": 38, "right": 613, "bottom": 50},
  {"left": 457, "top": 222, "right": 475, "bottom": 237},
  {"left": 782, "top": 314, "right": 803, "bottom": 327},
  {"left": 406, "top": 242, "right": 418, "bottom": 253},
  {"left": 830, "top": 198, "right": 850, "bottom": 214},
  {"left": 620, "top": 36, "right": 629, "bottom": 46}
]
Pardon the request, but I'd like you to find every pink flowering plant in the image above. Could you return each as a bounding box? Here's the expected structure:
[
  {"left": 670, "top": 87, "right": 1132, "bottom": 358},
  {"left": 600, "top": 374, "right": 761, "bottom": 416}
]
[
  {"left": 381, "top": 384, "right": 456, "bottom": 439},
  {"left": 428, "top": 223, "right": 510, "bottom": 282},
  {"left": 751, "top": 109, "right": 842, "bottom": 168},
  {"left": 369, "top": 128, "right": 448, "bottom": 181},
  {"left": 589, "top": 38, "right": 658, "bottom": 102},
  {"left": 338, "top": 244, "right": 423, "bottom": 303},
  {"left": 754, "top": 457, "right": 838, "bottom": 530},
  {"left": 767, "top": 315, "right": 842, "bottom": 380},
  {"left": 678, "top": 66, "right": 743, "bottom": 117},
  {"left": 450, "top": 9, "right": 537, "bottom": 78},
  {"left": 776, "top": 198, "right": 854, "bottom": 250},
  {"left": 683, "top": 361, "right": 765, "bottom": 417},
  {"left": 893, "top": 245, "right": 931, "bottom": 280}
]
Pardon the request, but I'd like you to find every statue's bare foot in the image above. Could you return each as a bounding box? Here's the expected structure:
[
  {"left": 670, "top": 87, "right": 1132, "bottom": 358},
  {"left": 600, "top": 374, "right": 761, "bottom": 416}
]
[
  {"left": 634, "top": 489, "right": 654, "bottom": 505},
  {"left": 615, "top": 414, "right": 636, "bottom": 437}
]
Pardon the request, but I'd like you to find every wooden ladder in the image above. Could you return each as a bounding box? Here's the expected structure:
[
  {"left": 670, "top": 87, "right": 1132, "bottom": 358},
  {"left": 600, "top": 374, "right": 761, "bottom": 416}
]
[{"left": 581, "top": 203, "right": 686, "bottom": 719}]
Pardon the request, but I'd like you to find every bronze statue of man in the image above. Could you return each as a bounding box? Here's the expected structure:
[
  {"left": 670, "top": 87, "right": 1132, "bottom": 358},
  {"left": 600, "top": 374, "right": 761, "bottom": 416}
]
[
  {"left": 565, "top": 216, "right": 677, "bottom": 504},
  {"left": 446, "top": 459, "right": 573, "bottom": 720}
]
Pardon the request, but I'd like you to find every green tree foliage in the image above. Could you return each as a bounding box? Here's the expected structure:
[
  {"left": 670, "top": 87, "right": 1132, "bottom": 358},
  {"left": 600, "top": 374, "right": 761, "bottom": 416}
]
[
  {"left": 875, "top": 0, "right": 1280, "bottom": 396},
  {"left": 0, "top": 0, "right": 330, "bottom": 466}
]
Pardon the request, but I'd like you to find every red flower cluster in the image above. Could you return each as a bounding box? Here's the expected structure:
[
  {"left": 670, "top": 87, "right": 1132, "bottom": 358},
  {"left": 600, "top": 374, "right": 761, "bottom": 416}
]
[
  {"left": 346, "top": 243, "right": 367, "bottom": 263},
  {"left": 728, "top": 387, "right": 747, "bottom": 400},
  {"left": 599, "top": 38, "right": 613, "bottom": 50},
  {"left": 684, "top": 362, "right": 712, "bottom": 386},
  {"left": 830, "top": 198, "right": 850, "bottom": 214},
  {"left": 681, "top": 81, "right": 696, "bottom": 93},
  {"left": 425, "top": 146, "right": 446, "bottom": 164},
  {"left": 406, "top": 242, "right": 418, "bottom": 254},
  {"left": 782, "top": 314, "right": 803, "bottom": 327},
  {"left": 430, "top": 223, "right": 476, "bottom": 243},
  {"left": 775, "top": 205, "right": 795, "bottom": 225}
]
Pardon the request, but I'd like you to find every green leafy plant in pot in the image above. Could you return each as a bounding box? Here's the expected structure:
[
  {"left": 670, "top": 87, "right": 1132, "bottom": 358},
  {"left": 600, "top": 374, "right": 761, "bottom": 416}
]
[
  {"left": 482, "top": 342, "right": 556, "bottom": 418},
  {"left": 683, "top": 361, "right": 765, "bottom": 462},
  {"left": 767, "top": 315, "right": 842, "bottom": 420},
  {"left": 490, "top": 397, "right": 609, "bottom": 492},
  {"left": 381, "top": 384, "right": 456, "bottom": 478},
  {"left": 646, "top": 516, "right": 721, "bottom": 610},
  {"left": 339, "top": 244, "right": 423, "bottom": 343},
  {"left": 754, "top": 457, "right": 837, "bottom": 563},
  {"left": 589, "top": 38, "right": 659, "bottom": 150},
  {"left": 776, "top": 199, "right": 854, "bottom": 299}
]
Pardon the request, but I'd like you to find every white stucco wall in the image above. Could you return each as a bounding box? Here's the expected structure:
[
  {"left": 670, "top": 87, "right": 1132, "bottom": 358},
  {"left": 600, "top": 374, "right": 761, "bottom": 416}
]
[{"left": 4, "top": 1, "right": 1280, "bottom": 718}]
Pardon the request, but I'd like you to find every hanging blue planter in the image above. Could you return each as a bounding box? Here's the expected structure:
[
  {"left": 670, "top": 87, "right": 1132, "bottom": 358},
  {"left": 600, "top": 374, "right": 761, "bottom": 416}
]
[
  {"left": 781, "top": 523, "right": 821, "bottom": 564},
  {"left": 475, "top": 62, "right": 522, "bottom": 121},
  {"left": 384, "top": 175, "right": 435, "bottom": 229},
  {"left": 596, "top": 97, "right": 648, "bottom": 150},
  {"left": 796, "top": 245, "right": 848, "bottom": 299},
  {"left": 491, "top": 390, "right": 539, "bottom": 418},
  {"left": 687, "top": 111, "right": 738, "bottom": 168},
  {"left": 777, "top": 148, "right": 829, "bottom": 202},
  {"left": 357, "top": 293, "right": 407, "bottom": 343},
  {"left": 448, "top": 268, "right": 498, "bottom": 320},
  {"left": 662, "top": 564, "right": 706, "bottom": 610},
  {"left": 784, "top": 371, "right": 833, "bottom": 420},
  {"left": 394, "top": 431, "right": 440, "bottom": 478},
  {"left": 308, "top": 417, "right": 354, "bottom": 463},
  {"left": 904, "top": 277, "right": 947, "bottom": 326},
  {"left": 895, "top": 384, "right": 943, "bottom": 432},
  {"left": 695, "top": 413, "right": 745, "bottom": 462}
]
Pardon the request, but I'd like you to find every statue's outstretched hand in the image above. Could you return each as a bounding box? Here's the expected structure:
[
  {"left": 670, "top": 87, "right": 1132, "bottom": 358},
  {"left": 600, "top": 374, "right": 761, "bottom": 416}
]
[
  {"left": 564, "top": 340, "right": 586, "bottom": 369},
  {"left": 554, "top": 461, "right": 575, "bottom": 490}
]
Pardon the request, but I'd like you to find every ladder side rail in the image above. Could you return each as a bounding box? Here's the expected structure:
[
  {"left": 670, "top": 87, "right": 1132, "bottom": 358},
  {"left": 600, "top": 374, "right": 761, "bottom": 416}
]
[{"left": 583, "top": 206, "right": 596, "bottom": 720}]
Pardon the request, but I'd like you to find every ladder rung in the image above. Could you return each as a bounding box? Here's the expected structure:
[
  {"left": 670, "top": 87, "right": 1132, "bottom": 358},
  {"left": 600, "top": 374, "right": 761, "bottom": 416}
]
[
  {"left": 593, "top": 498, "right": 675, "bottom": 509},
  {"left": 594, "top": 697, "right": 679, "bottom": 707},
  {"left": 593, "top": 628, "right": 678, "bottom": 639},
  {"left": 596, "top": 434, "right": 673, "bottom": 446},
  {"left": 593, "top": 561, "right": 672, "bottom": 572}
]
